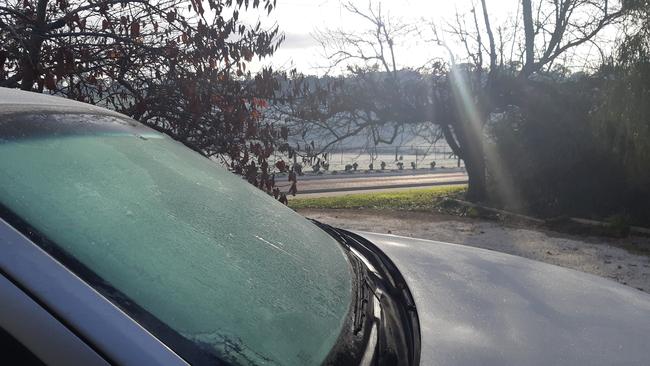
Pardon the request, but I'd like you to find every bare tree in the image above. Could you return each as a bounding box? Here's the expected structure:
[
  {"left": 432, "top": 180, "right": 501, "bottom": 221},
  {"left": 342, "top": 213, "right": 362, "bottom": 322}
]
[
  {"left": 277, "top": 0, "right": 628, "bottom": 202},
  {"left": 520, "top": 0, "right": 624, "bottom": 76},
  {"left": 313, "top": 1, "right": 414, "bottom": 76},
  {"left": 279, "top": 1, "right": 423, "bottom": 157}
]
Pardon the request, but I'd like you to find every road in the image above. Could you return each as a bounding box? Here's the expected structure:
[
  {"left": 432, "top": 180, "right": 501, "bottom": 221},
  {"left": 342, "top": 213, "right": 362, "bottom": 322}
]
[{"left": 282, "top": 169, "right": 468, "bottom": 198}]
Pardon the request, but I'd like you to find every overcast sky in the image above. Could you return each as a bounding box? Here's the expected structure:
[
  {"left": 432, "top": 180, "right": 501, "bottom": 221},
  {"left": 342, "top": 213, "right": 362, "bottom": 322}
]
[{"left": 246, "top": 0, "right": 518, "bottom": 74}]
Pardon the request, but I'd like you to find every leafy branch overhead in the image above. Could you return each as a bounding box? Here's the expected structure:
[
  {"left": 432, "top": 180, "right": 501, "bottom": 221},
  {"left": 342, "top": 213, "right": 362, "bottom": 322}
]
[{"left": 0, "top": 0, "right": 298, "bottom": 202}]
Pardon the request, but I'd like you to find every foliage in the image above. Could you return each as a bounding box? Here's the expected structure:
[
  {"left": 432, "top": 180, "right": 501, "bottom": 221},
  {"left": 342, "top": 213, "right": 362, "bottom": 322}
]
[
  {"left": 485, "top": 75, "right": 625, "bottom": 216},
  {"left": 584, "top": 1, "right": 650, "bottom": 223},
  {"left": 482, "top": 67, "right": 650, "bottom": 225},
  {"left": 0, "top": 0, "right": 296, "bottom": 200},
  {"left": 592, "top": 63, "right": 650, "bottom": 206}
]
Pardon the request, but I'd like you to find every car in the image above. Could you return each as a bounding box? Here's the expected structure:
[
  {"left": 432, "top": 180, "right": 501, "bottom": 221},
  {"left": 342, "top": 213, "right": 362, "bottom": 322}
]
[{"left": 0, "top": 86, "right": 649, "bottom": 366}]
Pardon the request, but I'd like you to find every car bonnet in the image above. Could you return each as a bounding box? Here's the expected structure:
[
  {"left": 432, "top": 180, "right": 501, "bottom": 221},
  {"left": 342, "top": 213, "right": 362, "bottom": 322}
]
[{"left": 356, "top": 231, "right": 650, "bottom": 366}]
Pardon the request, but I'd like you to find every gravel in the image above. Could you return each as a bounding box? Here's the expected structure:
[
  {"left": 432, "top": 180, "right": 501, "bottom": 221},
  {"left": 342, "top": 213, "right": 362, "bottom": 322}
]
[{"left": 299, "top": 208, "right": 650, "bottom": 294}]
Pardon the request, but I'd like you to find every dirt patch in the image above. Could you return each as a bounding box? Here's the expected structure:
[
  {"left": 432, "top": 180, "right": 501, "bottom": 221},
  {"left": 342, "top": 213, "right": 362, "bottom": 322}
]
[{"left": 298, "top": 208, "right": 650, "bottom": 294}]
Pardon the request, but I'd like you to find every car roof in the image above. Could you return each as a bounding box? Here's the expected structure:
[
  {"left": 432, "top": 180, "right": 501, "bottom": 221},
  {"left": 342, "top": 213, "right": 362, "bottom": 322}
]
[{"left": 0, "top": 87, "right": 124, "bottom": 118}]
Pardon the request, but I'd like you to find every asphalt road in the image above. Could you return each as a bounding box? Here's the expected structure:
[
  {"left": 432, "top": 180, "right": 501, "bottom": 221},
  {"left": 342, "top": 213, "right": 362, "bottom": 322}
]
[{"left": 282, "top": 169, "right": 468, "bottom": 198}]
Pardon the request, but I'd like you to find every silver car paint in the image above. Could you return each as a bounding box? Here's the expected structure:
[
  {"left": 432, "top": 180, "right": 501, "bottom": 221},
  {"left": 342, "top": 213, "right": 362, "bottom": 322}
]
[
  {"left": 358, "top": 231, "right": 650, "bottom": 366},
  {"left": 0, "top": 275, "right": 110, "bottom": 366},
  {"left": 0, "top": 217, "right": 189, "bottom": 366}
]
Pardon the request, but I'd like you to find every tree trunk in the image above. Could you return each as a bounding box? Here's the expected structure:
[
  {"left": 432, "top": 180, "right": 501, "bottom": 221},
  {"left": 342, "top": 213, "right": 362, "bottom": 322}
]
[
  {"left": 521, "top": 0, "right": 535, "bottom": 77},
  {"left": 458, "top": 123, "right": 487, "bottom": 202},
  {"left": 20, "top": 0, "right": 49, "bottom": 90},
  {"left": 20, "top": 39, "right": 43, "bottom": 91},
  {"left": 441, "top": 123, "right": 487, "bottom": 202},
  {"left": 464, "top": 147, "right": 487, "bottom": 202}
]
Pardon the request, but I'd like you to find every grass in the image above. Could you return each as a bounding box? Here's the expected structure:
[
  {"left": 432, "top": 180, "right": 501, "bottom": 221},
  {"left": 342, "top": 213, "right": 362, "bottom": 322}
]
[{"left": 289, "top": 185, "right": 467, "bottom": 211}]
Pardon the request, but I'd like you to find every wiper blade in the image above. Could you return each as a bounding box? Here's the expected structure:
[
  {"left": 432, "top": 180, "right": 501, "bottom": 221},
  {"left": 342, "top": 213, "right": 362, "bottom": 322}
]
[
  {"left": 350, "top": 254, "right": 371, "bottom": 335},
  {"left": 313, "top": 221, "right": 421, "bottom": 366}
]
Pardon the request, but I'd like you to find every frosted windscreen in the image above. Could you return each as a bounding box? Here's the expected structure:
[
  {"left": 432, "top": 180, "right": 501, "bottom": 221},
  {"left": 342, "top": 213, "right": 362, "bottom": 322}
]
[{"left": 0, "top": 113, "right": 352, "bottom": 365}]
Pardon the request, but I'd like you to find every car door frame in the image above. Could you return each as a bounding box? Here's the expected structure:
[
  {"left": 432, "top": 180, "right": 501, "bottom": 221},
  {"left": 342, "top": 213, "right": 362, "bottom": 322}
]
[
  {"left": 0, "top": 216, "right": 188, "bottom": 366},
  {"left": 0, "top": 272, "right": 109, "bottom": 365}
]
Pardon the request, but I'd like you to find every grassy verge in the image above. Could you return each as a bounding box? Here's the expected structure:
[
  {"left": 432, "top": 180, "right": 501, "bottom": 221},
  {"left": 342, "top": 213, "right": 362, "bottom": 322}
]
[{"left": 289, "top": 185, "right": 467, "bottom": 211}]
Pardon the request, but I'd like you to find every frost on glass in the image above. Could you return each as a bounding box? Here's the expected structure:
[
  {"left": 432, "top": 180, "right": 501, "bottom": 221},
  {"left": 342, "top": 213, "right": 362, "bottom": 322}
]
[{"left": 0, "top": 114, "right": 352, "bottom": 365}]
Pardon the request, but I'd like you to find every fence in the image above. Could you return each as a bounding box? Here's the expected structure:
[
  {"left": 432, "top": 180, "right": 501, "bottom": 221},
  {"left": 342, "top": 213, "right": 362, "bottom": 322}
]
[{"left": 319, "top": 144, "right": 463, "bottom": 171}]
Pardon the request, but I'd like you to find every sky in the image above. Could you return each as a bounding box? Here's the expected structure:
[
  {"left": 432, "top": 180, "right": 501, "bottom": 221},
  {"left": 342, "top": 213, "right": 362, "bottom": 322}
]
[{"left": 246, "top": 0, "right": 518, "bottom": 74}]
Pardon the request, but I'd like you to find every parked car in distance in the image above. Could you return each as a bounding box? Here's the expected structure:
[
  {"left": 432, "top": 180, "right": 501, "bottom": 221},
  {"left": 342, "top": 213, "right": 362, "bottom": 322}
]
[{"left": 1, "top": 87, "right": 650, "bottom": 366}]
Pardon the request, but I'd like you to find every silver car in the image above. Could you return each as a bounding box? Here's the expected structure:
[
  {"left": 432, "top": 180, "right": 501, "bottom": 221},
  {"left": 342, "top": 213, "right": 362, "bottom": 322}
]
[{"left": 1, "top": 87, "right": 649, "bottom": 366}]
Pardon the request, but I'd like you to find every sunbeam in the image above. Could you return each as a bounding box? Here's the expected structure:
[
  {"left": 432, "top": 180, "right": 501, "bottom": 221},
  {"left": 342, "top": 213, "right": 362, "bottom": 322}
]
[{"left": 449, "top": 65, "right": 524, "bottom": 211}]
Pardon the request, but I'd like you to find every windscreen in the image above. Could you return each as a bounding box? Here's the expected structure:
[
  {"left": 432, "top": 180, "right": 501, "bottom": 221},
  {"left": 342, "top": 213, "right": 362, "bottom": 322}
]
[{"left": 0, "top": 112, "right": 352, "bottom": 365}]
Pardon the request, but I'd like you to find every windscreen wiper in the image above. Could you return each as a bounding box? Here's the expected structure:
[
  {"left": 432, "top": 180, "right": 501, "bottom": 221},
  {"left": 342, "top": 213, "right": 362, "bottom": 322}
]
[{"left": 313, "top": 221, "right": 421, "bottom": 366}]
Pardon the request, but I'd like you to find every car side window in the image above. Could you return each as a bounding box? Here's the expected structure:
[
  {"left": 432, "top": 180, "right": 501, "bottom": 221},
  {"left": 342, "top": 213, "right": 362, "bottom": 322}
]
[{"left": 0, "top": 326, "right": 45, "bottom": 366}]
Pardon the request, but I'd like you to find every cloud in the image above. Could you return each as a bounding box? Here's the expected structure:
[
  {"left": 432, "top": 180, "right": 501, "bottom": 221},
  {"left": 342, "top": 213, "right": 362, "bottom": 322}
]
[{"left": 280, "top": 32, "right": 318, "bottom": 49}]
